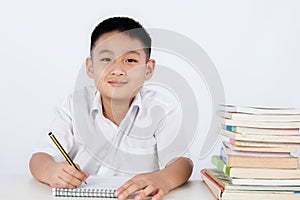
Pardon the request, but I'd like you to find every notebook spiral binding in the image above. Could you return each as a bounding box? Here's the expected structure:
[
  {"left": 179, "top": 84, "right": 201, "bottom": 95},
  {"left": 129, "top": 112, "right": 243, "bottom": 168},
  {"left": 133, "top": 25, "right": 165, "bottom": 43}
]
[{"left": 52, "top": 188, "right": 117, "bottom": 198}]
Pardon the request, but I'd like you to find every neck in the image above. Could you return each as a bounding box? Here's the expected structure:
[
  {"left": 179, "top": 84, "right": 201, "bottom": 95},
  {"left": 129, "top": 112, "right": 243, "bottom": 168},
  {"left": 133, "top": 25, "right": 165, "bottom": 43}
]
[{"left": 101, "top": 96, "right": 133, "bottom": 126}]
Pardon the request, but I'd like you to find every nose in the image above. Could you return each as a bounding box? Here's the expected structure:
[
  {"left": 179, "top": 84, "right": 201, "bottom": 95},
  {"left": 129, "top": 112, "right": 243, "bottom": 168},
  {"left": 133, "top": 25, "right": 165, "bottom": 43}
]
[{"left": 110, "top": 61, "right": 125, "bottom": 76}]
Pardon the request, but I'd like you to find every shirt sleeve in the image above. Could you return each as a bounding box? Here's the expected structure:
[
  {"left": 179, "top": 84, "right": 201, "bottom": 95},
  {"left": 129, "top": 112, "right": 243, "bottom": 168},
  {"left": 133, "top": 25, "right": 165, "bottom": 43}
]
[
  {"left": 154, "top": 103, "right": 192, "bottom": 169},
  {"left": 32, "top": 94, "right": 74, "bottom": 162}
]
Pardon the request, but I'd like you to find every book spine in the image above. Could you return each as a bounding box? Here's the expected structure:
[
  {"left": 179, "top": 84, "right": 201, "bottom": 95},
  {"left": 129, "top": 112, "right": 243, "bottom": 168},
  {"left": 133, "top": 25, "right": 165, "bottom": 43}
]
[
  {"left": 229, "top": 138, "right": 235, "bottom": 145},
  {"left": 220, "top": 148, "right": 229, "bottom": 165},
  {"left": 211, "top": 156, "right": 231, "bottom": 176},
  {"left": 225, "top": 125, "right": 235, "bottom": 132},
  {"left": 224, "top": 119, "right": 300, "bottom": 129},
  {"left": 202, "top": 180, "right": 220, "bottom": 200},
  {"left": 200, "top": 169, "right": 224, "bottom": 192},
  {"left": 200, "top": 170, "right": 222, "bottom": 200}
]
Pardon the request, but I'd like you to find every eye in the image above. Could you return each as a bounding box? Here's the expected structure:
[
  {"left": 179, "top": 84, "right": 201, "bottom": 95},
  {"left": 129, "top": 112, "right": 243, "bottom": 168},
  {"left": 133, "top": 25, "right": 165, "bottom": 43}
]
[
  {"left": 125, "top": 59, "right": 138, "bottom": 63},
  {"left": 100, "top": 58, "right": 112, "bottom": 62}
]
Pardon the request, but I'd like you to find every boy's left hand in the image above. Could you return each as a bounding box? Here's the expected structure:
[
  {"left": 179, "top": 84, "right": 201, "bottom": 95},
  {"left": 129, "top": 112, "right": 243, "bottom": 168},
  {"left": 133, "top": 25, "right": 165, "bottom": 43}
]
[{"left": 115, "top": 171, "right": 170, "bottom": 200}]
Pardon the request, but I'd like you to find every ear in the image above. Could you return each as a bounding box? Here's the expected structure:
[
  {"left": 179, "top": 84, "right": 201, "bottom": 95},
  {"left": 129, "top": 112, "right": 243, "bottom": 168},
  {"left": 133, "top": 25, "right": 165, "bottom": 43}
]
[
  {"left": 145, "top": 59, "right": 156, "bottom": 80},
  {"left": 86, "top": 57, "right": 94, "bottom": 79}
]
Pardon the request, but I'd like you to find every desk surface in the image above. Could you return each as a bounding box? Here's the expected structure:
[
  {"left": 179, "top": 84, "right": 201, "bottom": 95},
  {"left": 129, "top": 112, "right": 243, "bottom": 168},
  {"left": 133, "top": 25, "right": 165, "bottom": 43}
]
[{"left": 1, "top": 175, "right": 214, "bottom": 200}]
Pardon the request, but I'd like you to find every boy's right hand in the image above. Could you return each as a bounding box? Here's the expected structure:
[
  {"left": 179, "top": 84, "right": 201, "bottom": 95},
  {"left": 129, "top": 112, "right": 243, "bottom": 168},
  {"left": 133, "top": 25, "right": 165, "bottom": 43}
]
[{"left": 47, "top": 162, "right": 89, "bottom": 188}]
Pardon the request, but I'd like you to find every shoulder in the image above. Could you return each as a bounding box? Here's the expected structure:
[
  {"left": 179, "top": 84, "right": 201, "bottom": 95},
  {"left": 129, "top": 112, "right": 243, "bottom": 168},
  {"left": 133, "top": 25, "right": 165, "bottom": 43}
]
[
  {"left": 140, "top": 84, "right": 180, "bottom": 108},
  {"left": 72, "top": 86, "right": 97, "bottom": 105},
  {"left": 60, "top": 86, "right": 97, "bottom": 115},
  {"left": 73, "top": 86, "right": 97, "bottom": 99},
  {"left": 138, "top": 84, "right": 181, "bottom": 118}
]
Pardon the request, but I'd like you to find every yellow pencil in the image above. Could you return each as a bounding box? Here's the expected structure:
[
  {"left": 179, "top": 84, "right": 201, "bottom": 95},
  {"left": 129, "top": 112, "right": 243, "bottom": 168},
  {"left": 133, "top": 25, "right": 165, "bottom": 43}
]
[{"left": 48, "top": 132, "right": 87, "bottom": 185}]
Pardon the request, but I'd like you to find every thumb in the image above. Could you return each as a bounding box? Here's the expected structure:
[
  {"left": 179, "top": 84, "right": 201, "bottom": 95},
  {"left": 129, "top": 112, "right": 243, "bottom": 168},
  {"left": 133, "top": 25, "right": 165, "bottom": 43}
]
[{"left": 75, "top": 163, "right": 89, "bottom": 178}]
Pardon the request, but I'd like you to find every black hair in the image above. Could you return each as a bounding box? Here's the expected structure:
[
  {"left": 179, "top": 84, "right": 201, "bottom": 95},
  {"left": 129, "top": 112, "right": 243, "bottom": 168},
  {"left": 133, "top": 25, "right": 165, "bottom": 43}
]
[{"left": 90, "top": 17, "right": 151, "bottom": 60}]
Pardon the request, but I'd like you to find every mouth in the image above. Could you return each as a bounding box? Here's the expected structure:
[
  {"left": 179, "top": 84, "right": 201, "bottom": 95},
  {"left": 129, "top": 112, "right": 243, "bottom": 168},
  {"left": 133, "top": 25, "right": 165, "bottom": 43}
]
[{"left": 107, "top": 80, "right": 128, "bottom": 87}]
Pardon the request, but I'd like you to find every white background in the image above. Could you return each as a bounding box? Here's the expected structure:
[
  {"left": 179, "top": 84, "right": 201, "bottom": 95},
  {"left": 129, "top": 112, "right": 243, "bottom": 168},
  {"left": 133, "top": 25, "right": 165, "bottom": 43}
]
[{"left": 0, "top": 0, "right": 299, "bottom": 180}]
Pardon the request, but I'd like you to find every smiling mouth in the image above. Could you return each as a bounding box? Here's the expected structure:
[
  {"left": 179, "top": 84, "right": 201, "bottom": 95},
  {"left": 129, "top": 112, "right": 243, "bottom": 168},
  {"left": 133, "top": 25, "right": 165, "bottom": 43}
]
[{"left": 108, "top": 80, "right": 128, "bottom": 87}]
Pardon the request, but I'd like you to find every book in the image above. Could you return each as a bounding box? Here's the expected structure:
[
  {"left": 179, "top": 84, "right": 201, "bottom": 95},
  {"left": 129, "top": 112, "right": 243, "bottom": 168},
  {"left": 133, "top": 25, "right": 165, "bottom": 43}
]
[
  {"left": 224, "top": 141, "right": 298, "bottom": 153},
  {"left": 231, "top": 177, "right": 300, "bottom": 186},
  {"left": 220, "top": 129, "right": 300, "bottom": 143},
  {"left": 211, "top": 155, "right": 300, "bottom": 179},
  {"left": 228, "top": 139, "right": 300, "bottom": 149},
  {"left": 219, "top": 105, "right": 300, "bottom": 115},
  {"left": 200, "top": 169, "right": 223, "bottom": 200},
  {"left": 204, "top": 168, "right": 300, "bottom": 189},
  {"left": 225, "top": 125, "right": 299, "bottom": 136},
  {"left": 52, "top": 176, "right": 128, "bottom": 198},
  {"left": 219, "top": 111, "right": 300, "bottom": 122},
  {"left": 201, "top": 169, "right": 300, "bottom": 200},
  {"left": 222, "top": 142, "right": 292, "bottom": 157},
  {"left": 220, "top": 148, "right": 298, "bottom": 169},
  {"left": 221, "top": 192, "right": 300, "bottom": 200},
  {"left": 223, "top": 119, "right": 300, "bottom": 129},
  {"left": 221, "top": 191, "right": 300, "bottom": 200}
]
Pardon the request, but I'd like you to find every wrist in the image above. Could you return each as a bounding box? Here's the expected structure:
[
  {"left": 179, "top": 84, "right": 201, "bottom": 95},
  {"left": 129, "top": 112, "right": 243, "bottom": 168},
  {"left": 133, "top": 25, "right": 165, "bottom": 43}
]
[{"left": 155, "top": 169, "right": 173, "bottom": 193}]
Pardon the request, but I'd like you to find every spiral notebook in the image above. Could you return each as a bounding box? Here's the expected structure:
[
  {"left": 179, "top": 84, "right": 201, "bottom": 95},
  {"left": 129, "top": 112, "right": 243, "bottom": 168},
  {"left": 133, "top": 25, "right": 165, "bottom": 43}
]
[{"left": 52, "top": 176, "right": 129, "bottom": 198}]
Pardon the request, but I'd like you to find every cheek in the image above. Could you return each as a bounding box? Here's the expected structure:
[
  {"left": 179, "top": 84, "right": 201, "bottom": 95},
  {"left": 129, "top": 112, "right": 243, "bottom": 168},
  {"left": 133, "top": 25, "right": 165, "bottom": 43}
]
[
  {"left": 93, "top": 66, "right": 109, "bottom": 80},
  {"left": 127, "top": 65, "right": 146, "bottom": 78},
  {"left": 93, "top": 70, "right": 107, "bottom": 90}
]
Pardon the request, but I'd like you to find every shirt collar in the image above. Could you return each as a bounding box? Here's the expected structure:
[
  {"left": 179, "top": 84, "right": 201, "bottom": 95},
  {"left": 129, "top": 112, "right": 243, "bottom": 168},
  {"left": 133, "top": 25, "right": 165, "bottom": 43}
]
[
  {"left": 130, "top": 91, "right": 142, "bottom": 112},
  {"left": 90, "top": 90, "right": 142, "bottom": 115},
  {"left": 90, "top": 90, "right": 102, "bottom": 115}
]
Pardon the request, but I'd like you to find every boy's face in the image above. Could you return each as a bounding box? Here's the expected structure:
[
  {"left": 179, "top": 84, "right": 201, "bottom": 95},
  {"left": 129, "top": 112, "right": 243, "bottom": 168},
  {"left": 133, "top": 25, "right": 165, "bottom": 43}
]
[{"left": 86, "top": 31, "right": 155, "bottom": 102}]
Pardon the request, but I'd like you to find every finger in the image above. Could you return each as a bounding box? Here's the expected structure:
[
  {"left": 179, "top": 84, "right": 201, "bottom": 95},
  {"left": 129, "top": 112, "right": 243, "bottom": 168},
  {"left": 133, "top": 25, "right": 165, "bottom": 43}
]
[
  {"left": 116, "top": 179, "right": 134, "bottom": 195},
  {"left": 76, "top": 165, "right": 90, "bottom": 179},
  {"left": 53, "top": 180, "right": 71, "bottom": 189},
  {"left": 59, "top": 167, "right": 83, "bottom": 187},
  {"left": 50, "top": 181, "right": 62, "bottom": 188},
  {"left": 83, "top": 171, "right": 90, "bottom": 178},
  {"left": 75, "top": 164, "right": 87, "bottom": 177},
  {"left": 66, "top": 165, "right": 87, "bottom": 181},
  {"left": 53, "top": 175, "right": 77, "bottom": 188},
  {"left": 117, "top": 180, "right": 146, "bottom": 200},
  {"left": 134, "top": 184, "right": 156, "bottom": 200},
  {"left": 151, "top": 189, "right": 164, "bottom": 200}
]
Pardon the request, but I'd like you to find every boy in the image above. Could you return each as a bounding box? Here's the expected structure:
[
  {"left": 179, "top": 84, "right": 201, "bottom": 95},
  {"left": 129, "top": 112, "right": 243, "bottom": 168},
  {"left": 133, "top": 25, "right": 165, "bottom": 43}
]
[{"left": 29, "top": 17, "right": 193, "bottom": 200}]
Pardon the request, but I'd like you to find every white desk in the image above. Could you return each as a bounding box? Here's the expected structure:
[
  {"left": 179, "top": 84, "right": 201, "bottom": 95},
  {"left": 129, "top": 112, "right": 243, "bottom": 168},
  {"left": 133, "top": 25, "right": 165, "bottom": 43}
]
[{"left": 1, "top": 175, "right": 214, "bottom": 200}]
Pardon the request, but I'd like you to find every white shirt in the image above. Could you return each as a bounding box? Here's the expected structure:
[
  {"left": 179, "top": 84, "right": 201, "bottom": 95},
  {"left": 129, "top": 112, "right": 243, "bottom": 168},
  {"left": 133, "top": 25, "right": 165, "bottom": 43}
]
[{"left": 33, "top": 85, "right": 190, "bottom": 176}]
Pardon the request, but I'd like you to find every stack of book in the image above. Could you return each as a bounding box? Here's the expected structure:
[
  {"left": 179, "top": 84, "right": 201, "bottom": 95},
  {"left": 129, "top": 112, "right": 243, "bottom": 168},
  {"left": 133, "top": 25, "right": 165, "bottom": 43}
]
[{"left": 201, "top": 105, "right": 300, "bottom": 200}]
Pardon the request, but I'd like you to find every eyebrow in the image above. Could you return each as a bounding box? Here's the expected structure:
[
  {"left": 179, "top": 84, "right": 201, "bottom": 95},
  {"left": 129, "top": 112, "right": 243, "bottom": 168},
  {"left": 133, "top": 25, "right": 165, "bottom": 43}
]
[
  {"left": 97, "top": 49, "right": 141, "bottom": 57},
  {"left": 126, "top": 50, "right": 141, "bottom": 56},
  {"left": 97, "top": 49, "right": 114, "bottom": 55}
]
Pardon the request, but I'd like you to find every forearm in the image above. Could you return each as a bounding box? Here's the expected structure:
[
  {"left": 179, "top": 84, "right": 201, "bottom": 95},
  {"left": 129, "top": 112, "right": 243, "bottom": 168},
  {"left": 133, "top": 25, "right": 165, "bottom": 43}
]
[
  {"left": 29, "top": 152, "right": 55, "bottom": 185},
  {"left": 159, "top": 157, "right": 193, "bottom": 191}
]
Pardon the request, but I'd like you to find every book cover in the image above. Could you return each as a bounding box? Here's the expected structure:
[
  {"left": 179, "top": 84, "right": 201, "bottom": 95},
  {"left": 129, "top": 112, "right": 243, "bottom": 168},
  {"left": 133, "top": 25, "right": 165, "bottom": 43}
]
[
  {"left": 224, "top": 141, "right": 298, "bottom": 153},
  {"left": 219, "top": 111, "right": 300, "bottom": 122},
  {"left": 220, "top": 129, "right": 300, "bottom": 143},
  {"left": 205, "top": 168, "right": 300, "bottom": 188},
  {"left": 224, "top": 119, "right": 300, "bottom": 129},
  {"left": 200, "top": 169, "right": 223, "bottom": 200},
  {"left": 222, "top": 142, "right": 292, "bottom": 157},
  {"left": 219, "top": 105, "right": 300, "bottom": 115},
  {"left": 211, "top": 155, "right": 300, "bottom": 179},
  {"left": 231, "top": 177, "right": 300, "bottom": 186},
  {"left": 229, "top": 139, "right": 300, "bottom": 149},
  {"left": 220, "top": 148, "right": 298, "bottom": 169},
  {"left": 225, "top": 125, "right": 299, "bottom": 136},
  {"left": 222, "top": 191, "right": 300, "bottom": 200},
  {"left": 202, "top": 168, "right": 300, "bottom": 200}
]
